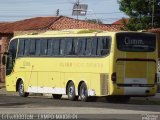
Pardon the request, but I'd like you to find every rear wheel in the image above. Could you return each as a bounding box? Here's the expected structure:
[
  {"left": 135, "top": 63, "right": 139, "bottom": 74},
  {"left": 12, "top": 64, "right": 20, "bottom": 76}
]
[
  {"left": 80, "top": 82, "right": 89, "bottom": 102},
  {"left": 67, "top": 82, "right": 79, "bottom": 101},
  {"left": 52, "top": 94, "right": 62, "bottom": 99},
  {"left": 18, "top": 81, "right": 29, "bottom": 97}
]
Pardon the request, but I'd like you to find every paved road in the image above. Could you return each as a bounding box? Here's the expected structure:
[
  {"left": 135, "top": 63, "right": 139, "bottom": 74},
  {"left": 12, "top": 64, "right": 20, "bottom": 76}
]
[{"left": 0, "top": 95, "right": 160, "bottom": 120}]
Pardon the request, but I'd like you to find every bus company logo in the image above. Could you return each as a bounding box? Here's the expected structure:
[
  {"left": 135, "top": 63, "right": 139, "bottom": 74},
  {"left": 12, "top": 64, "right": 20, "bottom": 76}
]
[
  {"left": 125, "top": 37, "right": 144, "bottom": 45},
  {"left": 142, "top": 114, "right": 159, "bottom": 120}
]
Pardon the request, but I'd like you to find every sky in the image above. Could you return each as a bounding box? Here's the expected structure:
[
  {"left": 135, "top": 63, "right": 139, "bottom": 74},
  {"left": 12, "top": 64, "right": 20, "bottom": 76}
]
[{"left": 0, "top": 0, "right": 127, "bottom": 24}]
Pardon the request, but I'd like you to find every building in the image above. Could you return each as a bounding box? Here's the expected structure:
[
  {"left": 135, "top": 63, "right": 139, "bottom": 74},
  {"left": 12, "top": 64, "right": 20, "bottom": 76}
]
[{"left": 0, "top": 16, "right": 123, "bottom": 83}]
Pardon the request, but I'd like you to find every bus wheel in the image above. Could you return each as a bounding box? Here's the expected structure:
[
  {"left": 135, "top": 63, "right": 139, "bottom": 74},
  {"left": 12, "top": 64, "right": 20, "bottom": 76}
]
[
  {"left": 80, "top": 82, "right": 89, "bottom": 102},
  {"left": 18, "top": 81, "right": 29, "bottom": 97},
  {"left": 52, "top": 94, "right": 62, "bottom": 99},
  {"left": 67, "top": 82, "right": 79, "bottom": 101}
]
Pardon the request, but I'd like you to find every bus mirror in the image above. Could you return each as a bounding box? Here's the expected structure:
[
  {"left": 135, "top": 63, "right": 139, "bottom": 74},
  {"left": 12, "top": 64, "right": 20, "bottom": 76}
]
[{"left": 2, "top": 55, "right": 7, "bottom": 65}]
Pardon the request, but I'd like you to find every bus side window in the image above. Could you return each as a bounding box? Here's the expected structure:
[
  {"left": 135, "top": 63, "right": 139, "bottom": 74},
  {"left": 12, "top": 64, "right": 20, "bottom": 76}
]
[
  {"left": 29, "top": 39, "right": 36, "bottom": 56},
  {"left": 40, "top": 39, "right": 47, "bottom": 56},
  {"left": 47, "top": 39, "right": 53, "bottom": 56},
  {"left": 52, "top": 39, "right": 60, "bottom": 56},
  {"left": 92, "top": 38, "right": 98, "bottom": 56},
  {"left": 97, "top": 37, "right": 110, "bottom": 56},
  {"left": 18, "top": 39, "right": 25, "bottom": 56},
  {"left": 24, "top": 39, "right": 30, "bottom": 56},
  {"left": 65, "top": 38, "right": 73, "bottom": 55},
  {"left": 78, "top": 38, "right": 86, "bottom": 56},
  {"left": 85, "top": 38, "right": 92, "bottom": 56},
  {"left": 35, "top": 39, "right": 40, "bottom": 56},
  {"left": 9, "top": 39, "right": 18, "bottom": 59},
  {"left": 73, "top": 38, "right": 79, "bottom": 55},
  {"left": 60, "top": 39, "right": 65, "bottom": 56}
]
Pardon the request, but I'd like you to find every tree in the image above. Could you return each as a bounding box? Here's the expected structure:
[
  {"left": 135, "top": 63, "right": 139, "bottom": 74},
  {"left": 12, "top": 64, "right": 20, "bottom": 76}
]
[{"left": 118, "top": 0, "right": 160, "bottom": 31}]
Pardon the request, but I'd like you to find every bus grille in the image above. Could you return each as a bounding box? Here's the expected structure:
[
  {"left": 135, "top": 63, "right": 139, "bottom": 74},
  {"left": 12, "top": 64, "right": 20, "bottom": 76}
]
[{"left": 100, "top": 73, "right": 109, "bottom": 95}]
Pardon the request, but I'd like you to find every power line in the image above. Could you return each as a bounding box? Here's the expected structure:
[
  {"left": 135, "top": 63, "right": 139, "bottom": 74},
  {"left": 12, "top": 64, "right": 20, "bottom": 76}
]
[{"left": 87, "top": 12, "right": 123, "bottom": 15}]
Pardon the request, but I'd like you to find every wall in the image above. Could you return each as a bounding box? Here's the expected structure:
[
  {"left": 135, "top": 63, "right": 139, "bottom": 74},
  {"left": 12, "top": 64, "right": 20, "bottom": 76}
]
[{"left": 0, "top": 33, "right": 13, "bottom": 83}]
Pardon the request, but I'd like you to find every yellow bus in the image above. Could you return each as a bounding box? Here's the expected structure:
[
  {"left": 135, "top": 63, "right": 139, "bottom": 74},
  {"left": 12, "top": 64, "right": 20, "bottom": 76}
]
[{"left": 3, "top": 29, "right": 158, "bottom": 102}]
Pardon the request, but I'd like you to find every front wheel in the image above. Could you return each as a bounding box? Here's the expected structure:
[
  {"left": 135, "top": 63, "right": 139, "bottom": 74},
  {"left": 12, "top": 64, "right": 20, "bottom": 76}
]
[{"left": 18, "top": 81, "right": 29, "bottom": 97}]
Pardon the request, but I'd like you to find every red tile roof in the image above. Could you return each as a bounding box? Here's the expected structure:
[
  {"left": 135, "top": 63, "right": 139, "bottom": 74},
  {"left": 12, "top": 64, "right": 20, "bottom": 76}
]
[
  {"left": 50, "top": 16, "right": 122, "bottom": 31},
  {"left": 112, "top": 18, "right": 129, "bottom": 25},
  {"left": 0, "top": 17, "right": 60, "bottom": 33},
  {"left": 0, "top": 22, "right": 10, "bottom": 26},
  {"left": 148, "top": 28, "right": 160, "bottom": 33},
  {"left": 0, "top": 16, "right": 122, "bottom": 33}
]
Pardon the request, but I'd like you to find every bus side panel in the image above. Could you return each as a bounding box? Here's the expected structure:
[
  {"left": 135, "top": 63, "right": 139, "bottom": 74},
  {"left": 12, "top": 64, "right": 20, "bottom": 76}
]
[
  {"left": 6, "top": 59, "right": 26, "bottom": 92},
  {"left": 6, "top": 73, "right": 17, "bottom": 92},
  {"left": 64, "top": 73, "right": 107, "bottom": 96}
]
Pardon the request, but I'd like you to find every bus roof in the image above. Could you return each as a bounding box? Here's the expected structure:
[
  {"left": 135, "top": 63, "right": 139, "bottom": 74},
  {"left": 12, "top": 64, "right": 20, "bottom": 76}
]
[{"left": 12, "top": 29, "right": 154, "bottom": 40}]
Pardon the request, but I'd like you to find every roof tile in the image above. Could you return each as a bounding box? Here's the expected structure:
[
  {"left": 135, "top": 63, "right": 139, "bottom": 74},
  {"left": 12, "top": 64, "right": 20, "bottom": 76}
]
[
  {"left": 0, "top": 16, "right": 122, "bottom": 33},
  {"left": 0, "top": 17, "right": 59, "bottom": 33}
]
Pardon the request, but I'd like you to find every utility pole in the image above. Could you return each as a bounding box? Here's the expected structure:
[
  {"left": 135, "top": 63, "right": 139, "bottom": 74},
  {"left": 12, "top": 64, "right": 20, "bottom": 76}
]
[
  {"left": 76, "top": 0, "right": 79, "bottom": 27},
  {"left": 77, "top": 0, "right": 79, "bottom": 20},
  {"left": 56, "top": 9, "right": 59, "bottom": 16}
]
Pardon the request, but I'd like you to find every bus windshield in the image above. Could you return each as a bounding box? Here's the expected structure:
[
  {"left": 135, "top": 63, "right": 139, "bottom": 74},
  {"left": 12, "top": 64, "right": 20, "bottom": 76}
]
[{"left": 116, "top": 33, "right": 156, "bottom": 52}]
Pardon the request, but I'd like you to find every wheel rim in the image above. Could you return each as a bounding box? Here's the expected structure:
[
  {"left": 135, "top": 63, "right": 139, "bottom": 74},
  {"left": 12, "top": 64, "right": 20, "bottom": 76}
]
[
  {"left": 68, "top": 86, "right": 74, "bottom": 97},
  {"left": 81, "top": 87, "right": 87, "bottom": 99},
  {"left": 19, "top": 83, "right": 24, "bottom": 94}
]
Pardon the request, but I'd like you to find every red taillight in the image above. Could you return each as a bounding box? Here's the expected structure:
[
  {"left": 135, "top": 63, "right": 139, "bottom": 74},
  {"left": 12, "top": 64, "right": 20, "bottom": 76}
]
[
  {"left": 155, "top": 73, "right": 157, "bottom": 84},
  {"left": 111, "top": 72, "right": 116, "bottom": 83}
]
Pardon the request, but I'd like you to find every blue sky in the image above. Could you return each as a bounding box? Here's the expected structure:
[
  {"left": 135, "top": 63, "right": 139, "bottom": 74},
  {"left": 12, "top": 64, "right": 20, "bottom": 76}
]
[{"left": 0, "top": 0, "right": 127, "bottom": 24}]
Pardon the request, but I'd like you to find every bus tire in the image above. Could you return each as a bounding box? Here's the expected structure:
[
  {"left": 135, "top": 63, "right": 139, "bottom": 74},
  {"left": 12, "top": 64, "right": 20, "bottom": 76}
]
[
  {"left": 52, "top": 94, "right": 62, "bottom": 99},
  {"left": 80, "top": 82, "right": 89, "bottom": 102},
  {"left": 18, "top": 81, "right": 29, "bottom": 97},
  {"left": 67, "top": 82, "right": 79, "bottom": 101}
]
